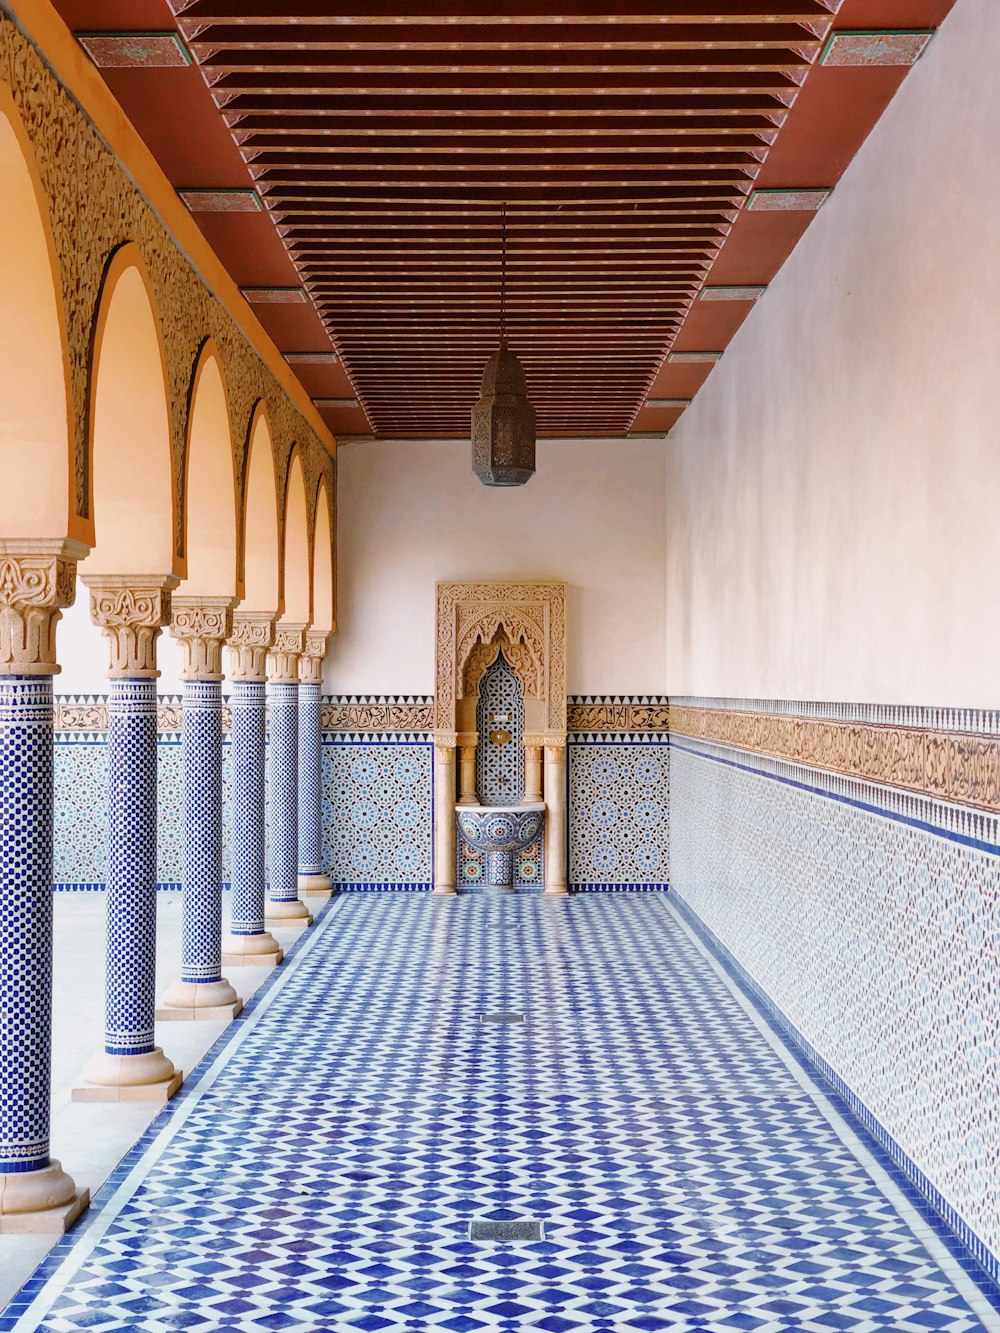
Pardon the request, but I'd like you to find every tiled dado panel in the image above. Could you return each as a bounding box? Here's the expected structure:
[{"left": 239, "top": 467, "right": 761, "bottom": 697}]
[
  {"left": 669, "top": 708, "right": 1000, "bottom": 1281},
  {"left": 568, "top": 697, "right": 670, "bottom": 892}
]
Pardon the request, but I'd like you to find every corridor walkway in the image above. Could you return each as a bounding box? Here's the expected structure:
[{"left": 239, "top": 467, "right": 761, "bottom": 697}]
[{"left": 3, "top": 895, "right": 997, "bottom": 1333}]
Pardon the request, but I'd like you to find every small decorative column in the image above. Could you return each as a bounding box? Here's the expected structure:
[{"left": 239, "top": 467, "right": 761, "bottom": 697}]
[
  {"left": 433, "top": 738, "right": 458, "bottom": 895},
  {"left": 266, "top": 625, "right": 312, "bottom": 925},
  {"left": 222, "top": 613, "right": 282, "bottom": 968},
  {"left": 0, "top": 541, "right": 89, "bottom": 1232},
  {"left": 543, "top": 742, "right": 568, "bottom": 896},
  {"left": 297, "top": 631, "right": 332, "bottom": 897},
  {"left": 75, "top": 576, "right": 182, "bottom": 1102},
  {"left": 524, "top": 744, "right": 543, "bottom": 803},
  {"left": 457, "top": 735, "right": 478, "bottom": 805},
  {"left": 159, "top": 598, "right": 242, "bottom": 1021}
]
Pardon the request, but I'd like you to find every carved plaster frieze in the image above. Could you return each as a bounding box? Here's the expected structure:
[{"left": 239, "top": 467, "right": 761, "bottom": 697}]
[
  {"left": 0, "top": 539, "right": 87, "bottom": 675},
  {"left": 170, "top": 596, "right": 236, "bottom": 681},
  {"left": 267, "top": 623, "right": 307, "bottom": 684},
  {"left": 227, "top": 611, "right": 276, "bottom": 682},
  {"left": 83, "top": 575, "right": 178, "bottom": 678},
  {"left": 567, "top": 701, "right": 671, "bottom": 733},
  {"left": 299, "top": 631, "right": 329, "bottom": 686}
]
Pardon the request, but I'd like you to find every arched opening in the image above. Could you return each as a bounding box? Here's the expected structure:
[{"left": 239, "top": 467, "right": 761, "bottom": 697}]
[
  {"left": 0, "top": 92, "right": 73, "bottom": 538},
  {"left": 311, "top": 476, "right": 334, "bottom": 634},
  {"left": 242, "top": 407, "right": 280, "bottom": 615},
  {"left": 84, "top": 250, "right": 175, "bottom": 575},
  {"left": 282, "top": 451, "right": 311, "bottom": 625},
  {"left": 184, "top": 346, "right": 238, "bottom": 597}
]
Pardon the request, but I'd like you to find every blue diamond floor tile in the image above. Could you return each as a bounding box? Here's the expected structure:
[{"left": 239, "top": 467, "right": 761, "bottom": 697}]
[{"left": 4, "top": 894, "right": 999, "bottom": 1332}]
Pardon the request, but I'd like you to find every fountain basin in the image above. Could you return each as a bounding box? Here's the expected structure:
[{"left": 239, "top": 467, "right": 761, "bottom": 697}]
[{"left": 456, "top": 804, "right": 546, "bottom": 891}]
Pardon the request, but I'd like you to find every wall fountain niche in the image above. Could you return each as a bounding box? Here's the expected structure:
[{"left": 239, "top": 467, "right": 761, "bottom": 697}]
[{"left": 434, "top": 581, "right": 567, "bottom": 895}]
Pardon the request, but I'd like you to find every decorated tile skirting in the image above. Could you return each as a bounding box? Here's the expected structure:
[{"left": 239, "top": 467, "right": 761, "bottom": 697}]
[
  {"left": 670, "top": 697, "right": 1000, "bottom": 814},
  {"left": 669, "top": 732, "right": 1000, "bottom": 1280},
  {"left": 569, "top": 737, "right": 669, "bottom": 891}
]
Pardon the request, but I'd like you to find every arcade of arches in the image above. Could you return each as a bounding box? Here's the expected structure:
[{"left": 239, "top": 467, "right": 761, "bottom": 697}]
[{"left": 1, "top": 1, "right": 1000, "bottom": 1330}]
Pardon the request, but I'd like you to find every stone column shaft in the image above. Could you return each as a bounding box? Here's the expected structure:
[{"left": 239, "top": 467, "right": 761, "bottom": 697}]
[
  {"left": 222, "top": 613, "right": 282, "bottom": 967},
  {"left": 458, "top": 741, "right": 478, "bottom": 805},
  {"left": 75, "top": 575, "right": 181, "bottom": 1102},
  {"left": 298, "top": 632, "right": 332, "bottom": 897},
  {"left": 159, "top": 597, "right": 242, "bottom": 1020},
  {"left": 433, "top": 740, "right": 458, "bottom": 895},
  {"left": 266, "top": 625, "right": 312, "bottom": 925},
  {"left": 0, "top": 540, "right": 88, "bottom": 1232},
  {"left": 544, "top": 743, "right": 569, "bottom": 896},
  {"left": 524, "top": 745, "right": 543, "bottom": 803}
]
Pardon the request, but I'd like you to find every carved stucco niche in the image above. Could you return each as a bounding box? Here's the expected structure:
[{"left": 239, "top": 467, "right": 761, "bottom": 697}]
[{"left": 435, "top": 581, "right": 567, "bottom": 744}]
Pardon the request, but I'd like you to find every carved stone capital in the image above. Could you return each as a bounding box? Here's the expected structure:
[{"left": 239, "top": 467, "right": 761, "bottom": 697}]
[
  {"left": 227, "top": 612, "right": 276, "bottom": 682},
  {"left": 83, "top": 575, "right": 179, "bottom": 679},
  {"left": 0, "top": 539, "right": 88, "bottom": 676},
  {"left": 170, "top": 596, "right": 237, "bottom": 681},
  {"left": 267, "top": 622, "right": 307, "bottom": 684},
  {"left": 299, "top": 631, "right": 329, "bottom": 685}
]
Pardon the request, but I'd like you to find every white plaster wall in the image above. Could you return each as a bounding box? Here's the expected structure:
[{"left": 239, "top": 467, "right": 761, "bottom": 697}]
[
  {"left": 666, "top": 0, "right": 1000, "bottom": 707},
  {"left": 329, "top": 437, "right": 667, "bottom": 696}
]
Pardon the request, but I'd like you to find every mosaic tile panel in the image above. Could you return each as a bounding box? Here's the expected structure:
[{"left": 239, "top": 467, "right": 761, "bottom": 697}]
[
  {"left": 5, "top": 895, "right": 999, "bottom": 1332},
  {"left": 457, "top": 829, "right": 544, "bottom": 892},
  {"left": 669, "top": 735, "right": 1000, "bottom": 1279},
  {"left": 323, "top": 740, "right": 433, "bottom": 889},
  {"left": 569, "top": 738, "right": 670, "bottom": 890},
  {"left": 475, "top": 652, "right": 526, "bottom": 805}
]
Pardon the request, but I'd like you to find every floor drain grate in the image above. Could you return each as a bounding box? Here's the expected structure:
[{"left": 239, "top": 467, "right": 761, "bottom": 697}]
[
  {"left": 469, "top": 1218, "right": 543, "bottom": 1241},
  {"left": 479, "top": 1012, "right": 525, "bottom": 1024}
]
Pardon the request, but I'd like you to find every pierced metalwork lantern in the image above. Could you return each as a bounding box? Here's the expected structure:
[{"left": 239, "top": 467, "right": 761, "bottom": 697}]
[{"left": 471, "top": 342, "right": 536, "bottom": 487}]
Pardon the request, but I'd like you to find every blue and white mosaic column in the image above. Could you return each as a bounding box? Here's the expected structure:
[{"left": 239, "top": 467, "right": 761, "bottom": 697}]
[
  {"left": 222, "top": 612, "right": 282, "bottom": 967},
  {"left": 77, "top": 575, "right": 181, "bottom": 1101},
  {"left": 297, "top": 632, "right": 332, "bottom": 897},
  {"left": 266, "top": 625, "right": 312, "bottom": 924},
  {"left": 0, "top": 541, "right": 86, "bottom": 1229},
  {"left": 160, "top": 598, "right": 242, "bottom": 1019}
]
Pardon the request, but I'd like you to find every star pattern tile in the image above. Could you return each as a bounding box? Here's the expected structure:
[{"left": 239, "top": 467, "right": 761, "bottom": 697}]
[{"left": 4, "top": 894, "right": 998, "bottom": 1332}]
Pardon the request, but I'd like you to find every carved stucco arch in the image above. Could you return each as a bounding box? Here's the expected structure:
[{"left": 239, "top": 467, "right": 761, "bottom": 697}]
[
  {"left": 459, "top": 619, "right": 545, "bottom": 704},
  {"left": 0, "top": 16, "right": 334, "bottom": 576}
]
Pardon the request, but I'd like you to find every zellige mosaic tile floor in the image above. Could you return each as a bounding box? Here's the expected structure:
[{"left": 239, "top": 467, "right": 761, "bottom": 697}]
[{"left": 4, "top": 893, "right": 999, "bottom": 1332}]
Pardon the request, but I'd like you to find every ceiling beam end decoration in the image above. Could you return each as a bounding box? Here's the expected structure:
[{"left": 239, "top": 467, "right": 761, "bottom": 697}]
[
  {"left": 77, "top": 32, "right": 191, "bottom": 69},
  {"left": 240, "top": 287, "right": 308, "bottom": 306},
  {"left": 700, "top": 286, "right": 767, "bottom": 304},
  {"left": 179, "top": 189, "right": 262, "bottom": 214},
  {"left": 668, "top": 352, "right": 723, "bottom": 365},
  {"left": 821, "top": 30, "right": 935, "bottom": 68},
  {"left": 747, "top": 189, "right": 832, "bottom": 213},
  {"left": 646, "top": 399, "right": 692, "bottom": 409},
  {"left": 286, "top": 352, "right": 339, "bottom": 366}
]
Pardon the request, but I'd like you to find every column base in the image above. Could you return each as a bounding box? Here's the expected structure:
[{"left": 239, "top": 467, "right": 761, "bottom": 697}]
[
  {"left": 157, "top": 978, "right": 243, "bottom": 1022},
  {"left": 265, "top": 898, "right": 313, "bottom": 926},
  {"left": 221, "top": 931, "right": 283, "bottom": 969},
  {"left": 543, "top": 885, "right": 569, "bottom": 897},
  {"left": 298, "top": 872, "right": 333, "bottom": 898},
  {"left": 432, "top": 885, "right": 458, "bottom": 897},
  {"left": 73, "top": 1048, "right": 183, "bottom": 1103},
  {"left": 0, "top": 1163, "right": 90, "bottom": 1235}
]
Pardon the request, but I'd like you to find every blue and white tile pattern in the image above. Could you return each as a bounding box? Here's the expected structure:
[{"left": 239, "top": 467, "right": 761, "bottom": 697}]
[{"left": 5, "top": 894, "right": 998, "bottom": 1332}]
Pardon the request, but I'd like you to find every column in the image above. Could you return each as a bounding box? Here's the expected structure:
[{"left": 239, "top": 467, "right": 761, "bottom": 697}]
[
  {"left": 266, "top": 625, "right": 312, "bottom": 925},
  {"left": 524, "top": 744, "right": 543, "bottom": 803},
  {"left": 543, "top": 742, "right": 568, "bottom": 896},
  {"left": 221, "top": 612, "right": 282, "bottom": 968},
  {"left": 297, "top": 631, "right": 332, "bottom": 897},
  {"left": 433, "top": 738, "right": 457, "bottom": 895},
  {"left": 75, "top": 575, "right": 183, "bottom": 1102},
  {"left": 158, "top": 598, "right": 242, "bottom": 1020},
  {"left": 457, "top": 736, "right": 478, "bottom": 804},
  {"left": 0, "top": 541, "right": 88, "bottom": 1232}
]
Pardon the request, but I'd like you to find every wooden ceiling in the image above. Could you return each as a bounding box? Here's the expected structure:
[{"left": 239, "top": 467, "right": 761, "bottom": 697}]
[{"left": 57, "top": 0, "right": 955, "bottom": 440}]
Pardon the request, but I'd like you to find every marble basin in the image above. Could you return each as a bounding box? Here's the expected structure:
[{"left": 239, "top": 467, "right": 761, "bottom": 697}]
[{"left": 456, "top": 804, "right": 545, "bottom": 891}]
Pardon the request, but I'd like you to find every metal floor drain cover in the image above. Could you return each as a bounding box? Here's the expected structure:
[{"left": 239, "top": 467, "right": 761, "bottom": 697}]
[
  {"left": 479, "top": 1012, "right": 525, "bottom": 1024},
  {"left": 469, "top": 1218, "right": 543, "bottom": 1241}
]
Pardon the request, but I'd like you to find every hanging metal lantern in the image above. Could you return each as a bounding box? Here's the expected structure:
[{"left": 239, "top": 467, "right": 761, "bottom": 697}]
[{"left": 471, "top": 342, "right": 536, "bottom": 487}]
